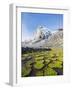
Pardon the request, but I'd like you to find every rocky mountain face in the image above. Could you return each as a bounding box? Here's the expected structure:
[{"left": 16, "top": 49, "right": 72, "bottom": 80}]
[
  {"left": 22, "top": 26, "right": 63, "bottom": 48},
  {"left": 33, "top": 26, "right": 52, "bottom": 41},
  {"left": 44, "top": 30, "right": 63, "bottom": 48}
]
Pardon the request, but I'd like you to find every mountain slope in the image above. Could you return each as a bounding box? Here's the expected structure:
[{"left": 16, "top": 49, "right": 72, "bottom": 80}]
[
  {"left": 44, "top": 31, "right": 63, "bottom": 48},
  {"left": 22, "top": 26, "right": 63, "bottom": 48}
]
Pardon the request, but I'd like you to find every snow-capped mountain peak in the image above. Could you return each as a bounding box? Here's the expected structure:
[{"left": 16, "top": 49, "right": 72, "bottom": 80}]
[
  {"left": 34, "top": 25, "right": 52, "bottom": 41},
  {"left": 22, "top": 25, "right": 63, "bottom": 48}
]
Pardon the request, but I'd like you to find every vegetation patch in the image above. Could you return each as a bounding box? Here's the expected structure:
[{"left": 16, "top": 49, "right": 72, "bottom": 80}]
[{"left": 21, "top": 48, "right": 63, "bottom": 77}]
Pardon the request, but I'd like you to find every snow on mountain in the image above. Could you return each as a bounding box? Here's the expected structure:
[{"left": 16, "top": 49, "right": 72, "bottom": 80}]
[
  {"left": 22, "top": 26, "right": 63, "bottom": 48},
  {"left": 44, "top": 30, "right": 63, "bottom": 48},
  {"left": 34, "top": 26, "right": 51, "bottom": 40}
]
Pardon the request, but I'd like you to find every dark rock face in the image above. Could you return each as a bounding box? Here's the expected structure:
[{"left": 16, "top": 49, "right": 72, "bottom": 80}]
[{"left": 58, "top": 28, "right": 63, "bottom": 31}]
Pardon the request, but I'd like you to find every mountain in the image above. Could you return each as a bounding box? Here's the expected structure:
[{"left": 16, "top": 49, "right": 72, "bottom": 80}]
[
  {"left": 22, "top": 26, "right": 63, "bottom": 48},
  {"left": 44, "top": 30, "right": 63, "bottom": 48},
  {"left": 33, "top": 26, "right": 52, "bottom": 41}
]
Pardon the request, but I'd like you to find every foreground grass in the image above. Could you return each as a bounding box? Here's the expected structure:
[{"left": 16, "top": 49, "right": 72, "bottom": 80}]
[{"left": 21, "top": 48, "right": 63, "bottom": 77}]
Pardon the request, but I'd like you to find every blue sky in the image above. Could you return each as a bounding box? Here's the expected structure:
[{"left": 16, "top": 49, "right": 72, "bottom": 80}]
[{"left": 21, "top": 12, "right": 63, "bottom": 41}]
